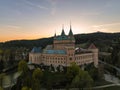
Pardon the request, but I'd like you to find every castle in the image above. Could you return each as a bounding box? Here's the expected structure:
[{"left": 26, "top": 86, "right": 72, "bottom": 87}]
[{"left": 29, "top": 26, "right": 98, "bottom": 67}]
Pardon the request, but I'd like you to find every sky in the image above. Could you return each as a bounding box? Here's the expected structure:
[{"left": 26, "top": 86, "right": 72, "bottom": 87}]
[{"left": 0, "top": 0, "right": 120, "bottom": 42}]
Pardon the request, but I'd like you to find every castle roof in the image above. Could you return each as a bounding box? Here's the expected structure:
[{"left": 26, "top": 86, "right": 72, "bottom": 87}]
[
  {"left": 68, "top": 23, "right": 73, "bottom": 36},
  {"left": 54, "top": 25, "right": 75, "bottom": 41},
  {"left": 75, "top": 47, "right": 92, "bottom": 54},
  {"left": 61, "top": 29, "right": 66, "bottom": 36},
  {"left": 88, "top": 43, "right": 97, "bottom": 49},
  {"left": 31, "top": 47, "right": 42, "bottom": 53},
  {"left": 43, "top": 50, "right": 66, "bottom": 54},
  {"left": 69, "top": 29, "right": 73, "bottom": 36},
  {"left": 55, "top": 35, "right": 68, "bottom": 40}
]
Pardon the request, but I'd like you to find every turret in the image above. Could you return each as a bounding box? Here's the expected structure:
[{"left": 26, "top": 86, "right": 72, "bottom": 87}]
[
  {"left": 61, "top": 24, "right": 65, "bottom": 36},
  {"left": 54, "top": 32, "right": 56, "bottom": 39},
  {"left": 68, "top": 24, "right": 73, "bottom": 36},
  {"left": 88, "top": 43, "right": 98, "bottom": 67},
  {"left": 68, "top": 23, "right": 75, "bottom": 41}
]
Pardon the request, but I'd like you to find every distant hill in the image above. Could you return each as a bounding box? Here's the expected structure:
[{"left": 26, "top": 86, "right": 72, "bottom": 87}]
[{"left": 0, "top": 32, "right": 120, "bottom": 51}]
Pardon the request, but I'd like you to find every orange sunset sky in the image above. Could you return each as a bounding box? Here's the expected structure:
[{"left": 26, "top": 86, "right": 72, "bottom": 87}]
[{"left": 0, "top": 0, "right": 120, "bottom": 42}]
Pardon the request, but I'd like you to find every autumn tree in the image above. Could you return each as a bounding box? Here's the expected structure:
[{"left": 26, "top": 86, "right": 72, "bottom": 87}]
[
  {"left": 18, "top": 60, "right": 29, "bottom": 87},
  {"left": 21, "top": 86, "right": 32, "bottom": 90},
  {"left": 32, "top": 68, "right": 43, "bottom": 90},
  {"left": 18, "top": 60, "right": 28, "bottom": 77}
]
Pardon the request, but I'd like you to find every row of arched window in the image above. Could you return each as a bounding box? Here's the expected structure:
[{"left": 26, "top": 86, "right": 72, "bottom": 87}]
[
  {"left": 43, "top": 56, "right": 66, "bottom": 61},
  {"left": 75, "top": 55, "right": 93, "bottom": 60},
  {"left": 76, "top": 59, "right": 93, "bottom": 65}
]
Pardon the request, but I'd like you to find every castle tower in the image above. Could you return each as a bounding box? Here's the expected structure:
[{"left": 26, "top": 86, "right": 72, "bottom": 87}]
[
  {"left": 66, "top": 46, "right": 75, "bottom": 66},
  {"left": 69, "top": 22, "right": 73, "bottom": 36},
  {"left": 88, "top": 43, "right": 98, "bottom": 67},
  {"left": 61, "top": 25, "right": 66, "bottom": 36},
  {"left": 53, "top": 24, "right": 75, "bottom": 50},
  {"left": 68, "top": 23, "right": 75, "bottom": 42},
  {"left": 54, "top": 32, "right": 56, "bottom": 39}
]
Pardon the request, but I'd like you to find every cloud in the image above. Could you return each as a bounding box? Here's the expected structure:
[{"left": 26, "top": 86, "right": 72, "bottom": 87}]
[
  {"left": 80, "top": 12, "right": 102, "bottom": 16},
  {"left": 23, "top": 0, "right": 48, "bottom": 10},
  {"left": 92, "top": 22, "right": 120, "bottom": 28},
  {"left": 6, "top": 25, "right": 21, "bottom": 29},
  {"left": 91, "top": 22, "right": 120, "bottom": 32},
  {"left": 48, "top": 0, "right": 57, "bottom": 15},
  {"left": 51, "top": 7, "right": 56, "bottom": 15},
  {"left": 24, "top": 0, "right": 57, "bottom": 15}
]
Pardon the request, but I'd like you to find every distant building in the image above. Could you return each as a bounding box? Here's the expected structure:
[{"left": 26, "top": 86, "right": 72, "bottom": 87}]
[{"left": 29, "top": 25, "right": 98, "bottom": 67}]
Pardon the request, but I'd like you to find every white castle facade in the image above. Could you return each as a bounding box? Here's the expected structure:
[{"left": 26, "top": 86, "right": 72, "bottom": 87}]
[{"left": 29, "top": 26, "right": 98, "bottom": 67}]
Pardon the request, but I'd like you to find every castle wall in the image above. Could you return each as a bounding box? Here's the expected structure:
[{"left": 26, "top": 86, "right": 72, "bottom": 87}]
[
  {"left": 29, "top": 52, "right": 96, "bottom": 67},
  {"left": 53, "top": 39, "right": 75, "bottom": 50},
  {"left": 29, "top": 53, "right": 42, "bottom": 64},
  {"left": 88, "top": 49, "right": 99, "bottom": 67},
  {"left": 42, "top": 54, "right": 67, "bottom": 66},
  {"left": 29, "top": 29, "right": 98, "bottom": 67},
  {"left": 75, "top": 53, "right": 93, "bottom": 65}
]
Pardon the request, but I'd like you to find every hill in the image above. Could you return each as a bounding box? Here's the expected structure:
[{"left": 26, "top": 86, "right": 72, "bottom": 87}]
[{"left": 0, "top": 32, "right": 120, "bottom": 51}]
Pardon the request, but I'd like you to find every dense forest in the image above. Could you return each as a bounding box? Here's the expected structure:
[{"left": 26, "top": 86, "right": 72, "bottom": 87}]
[{"left": 0, "top": 32, "right": 120, "bottom": 51}]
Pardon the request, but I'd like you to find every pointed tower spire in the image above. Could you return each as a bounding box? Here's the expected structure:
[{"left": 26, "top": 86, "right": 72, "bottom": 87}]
[
  {"left": 61, "top": 24, "right": 65, "bottom": 36},
  {"left": 69, "top": 21, "right": 73, "bottom": 36},
  {"left": 70, "top": 20, "right": 72, "bottom": 30},
  {"left": 62, "top": 24, "right": 64, "bottom": 30},
  {"left": 54, "top": 33, "right": 56, "bottom": 37},
  {"left": 54, "top": 30, "right": 56, "bottom": 37},
  {"left": 54, "top": 30, "right": 57, "bottom": 39}
]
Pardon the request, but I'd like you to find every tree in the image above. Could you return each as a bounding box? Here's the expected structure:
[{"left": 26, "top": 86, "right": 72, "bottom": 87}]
[
  {"left": 66, "top": 63, "right": 93, "bottom": 89},
  {"left": 85, "top": 63, "right": 103, "bottom": 81},
  {"left": 0, "top": 87, "right": 3, "bottom": 90},
  {"left": 0, "top": 73, "right": 5, "bottom": 87},
  {"left": 0, "top": 60, "right": 4, "bottom": 73},
  {"left": 56, "top": 65, "right": 60, "bottom": 72},
  {"left": 66, "top": 62, "right": 80, "bottom": 83},
  {"left": 18, "top": 60, "right": 29, "bottom": 87},
  {"left": 21, "top": 86, "right": 32, "bottom": 90},
  {"left": 110, "top": 38, "right": 120, "bottom": 75},
  {"left": 0, "top": 49, "right": 3, "bottom": 61},
  {"left": 49, "top": 64, "right": 55, "bottom": 72},
  {"left": 32, "top": 68, "right": 43, "bottom": 90},
  {"left": 18, "top": 60, "right": 28, "bottom": 77},
  {"left": 72, "top": 70, "right": 93, "bottom": 89},
  {"left": 4, "top": 49, "right": 10, "bottom": 61}
]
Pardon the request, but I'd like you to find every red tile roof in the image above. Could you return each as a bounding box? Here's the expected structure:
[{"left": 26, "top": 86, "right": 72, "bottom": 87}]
[{"left": 88, "top": 43, "right": 97, "bottom": 49}]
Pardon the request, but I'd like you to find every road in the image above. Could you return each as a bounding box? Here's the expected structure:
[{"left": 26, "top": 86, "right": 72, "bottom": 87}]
[
  {"left": 2, "top": 71, "right": 21, "bottom": 88},
  {"left": 93, "top": 83, "right": 120, "bottom": 89},
  {"left": 99, "top": 60, "right": 120, "bottom": 72}
]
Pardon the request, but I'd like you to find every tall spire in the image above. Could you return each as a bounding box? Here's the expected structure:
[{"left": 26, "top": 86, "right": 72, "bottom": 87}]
[
  {"left": 69, "top": 21, "right": 73, "bottom": 36},
  {"left": 70, "top": 21, "right": 72, "bottom": 30},
  {"left": 54, "top": 30, "right": 57, "bottom": 40},
  {"left": 61, "top": 24, "right": 65, "bottom": 36},
  {"left": 62, "top": 24, "right": 64, "bottom": 30},
  {"left": 54, "top": 31, "right": 56, "bottom": 37}
]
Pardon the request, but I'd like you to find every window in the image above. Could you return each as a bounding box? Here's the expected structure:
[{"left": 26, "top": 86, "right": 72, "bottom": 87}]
[{"left": 69, "top": 57, "right": 72, "bottom": 60}]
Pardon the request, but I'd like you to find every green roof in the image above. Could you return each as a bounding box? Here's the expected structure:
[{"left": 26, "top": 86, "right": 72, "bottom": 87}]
[
  {"left": 43, "top": 50, "right": 66, "bottom": 54},
  {"left": 61, "top": 30, "right": 65, "bottom": 36},
  {"left": 69, "top": 29, "right": 73, "bottom": 36},
  {"left": 56, "top": 35, "right": 68, "bottom": 40}
]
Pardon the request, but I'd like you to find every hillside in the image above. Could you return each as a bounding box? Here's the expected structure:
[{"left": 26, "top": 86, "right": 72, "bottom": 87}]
[{"left": 0, "top": 32, "right": 120, "bottom": 51}]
